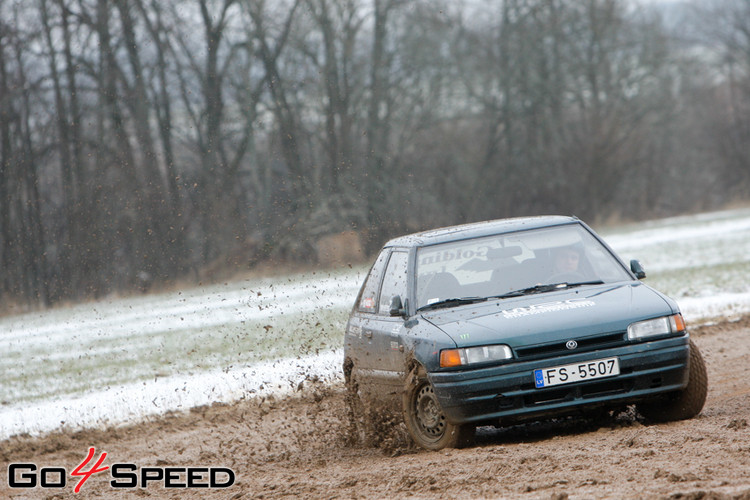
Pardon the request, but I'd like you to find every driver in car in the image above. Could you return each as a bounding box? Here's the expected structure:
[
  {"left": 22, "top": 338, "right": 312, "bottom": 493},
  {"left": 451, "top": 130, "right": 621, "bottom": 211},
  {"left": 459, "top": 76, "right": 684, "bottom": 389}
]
[{"left": 553, "top": 246, "right": 581, "bottom": 275}]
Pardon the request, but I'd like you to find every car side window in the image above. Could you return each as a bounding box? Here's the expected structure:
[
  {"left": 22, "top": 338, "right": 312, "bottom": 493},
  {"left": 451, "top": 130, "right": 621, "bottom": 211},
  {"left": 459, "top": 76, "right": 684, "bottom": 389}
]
[
  {"left": 358, "top": 249, "right": 390, "bottom": 313},
  {"left": 378, "top": 251, "right": 409, "bottom": 315}
]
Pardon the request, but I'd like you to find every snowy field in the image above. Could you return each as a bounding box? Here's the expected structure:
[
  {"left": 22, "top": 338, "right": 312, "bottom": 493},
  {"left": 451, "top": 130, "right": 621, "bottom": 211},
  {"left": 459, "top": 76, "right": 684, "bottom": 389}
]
[{"left": 2, "top": 208, "right": 750, "bottom": 440}]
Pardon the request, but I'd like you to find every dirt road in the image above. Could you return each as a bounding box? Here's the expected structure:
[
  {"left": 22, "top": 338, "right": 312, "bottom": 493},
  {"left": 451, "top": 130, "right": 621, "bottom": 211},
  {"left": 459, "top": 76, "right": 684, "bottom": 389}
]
[{"left": 2, "top": 317, "right": 750, "bottom": 499}]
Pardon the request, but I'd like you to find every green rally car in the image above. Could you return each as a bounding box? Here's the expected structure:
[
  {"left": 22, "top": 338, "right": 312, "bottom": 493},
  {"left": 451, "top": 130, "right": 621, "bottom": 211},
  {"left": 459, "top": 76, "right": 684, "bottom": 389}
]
[{"left": 343, "top": 216, "right": 707, "bottom": 450}]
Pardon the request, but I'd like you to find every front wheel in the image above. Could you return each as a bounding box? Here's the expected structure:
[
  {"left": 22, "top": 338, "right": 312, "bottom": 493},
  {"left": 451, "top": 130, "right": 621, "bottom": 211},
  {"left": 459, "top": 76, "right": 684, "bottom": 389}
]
[
  {"left": 638, "top": 340, "right": 708, "bottom": 422},
  {"left": 403, "top": 377, "right": 474, "bottom": 451}
]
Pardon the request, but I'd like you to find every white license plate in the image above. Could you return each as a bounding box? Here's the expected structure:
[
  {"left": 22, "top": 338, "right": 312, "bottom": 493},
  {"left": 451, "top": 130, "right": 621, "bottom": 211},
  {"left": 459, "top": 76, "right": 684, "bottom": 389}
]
[{"left": 534, "top": 357, "right": 620, "bottom": 388}]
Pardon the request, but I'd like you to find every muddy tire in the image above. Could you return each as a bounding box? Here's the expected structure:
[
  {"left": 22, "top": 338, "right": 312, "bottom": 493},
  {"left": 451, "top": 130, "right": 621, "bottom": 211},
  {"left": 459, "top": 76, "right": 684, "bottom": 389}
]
[
  {"left": 638, "top": 340, "right": 708, "bottom": 422},
  {"left": 403, "top": 375, "right": 474, "bottom": 451},
  {"left": 343, "top": 360, "right": 370, "bottom": 446}
]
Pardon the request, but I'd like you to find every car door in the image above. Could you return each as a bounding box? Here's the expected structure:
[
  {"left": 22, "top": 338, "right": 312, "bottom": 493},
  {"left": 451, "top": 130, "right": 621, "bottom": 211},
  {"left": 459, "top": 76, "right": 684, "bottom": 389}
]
[
  {"left": 345, "top": 248, "right": 390, "bottom": 373},
  {"left": 368, "top": 250, "right": 410, "bottom": 383}
]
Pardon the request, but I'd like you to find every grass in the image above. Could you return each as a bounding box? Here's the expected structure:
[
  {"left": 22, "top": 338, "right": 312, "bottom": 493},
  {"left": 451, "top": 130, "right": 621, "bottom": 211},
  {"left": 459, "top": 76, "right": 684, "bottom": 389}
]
[
  {"left": 0, "top": 270, "right": 358, "bottom": 406},
  {"left": 647, "top": 261, "right": 750, "bottom": 299}
]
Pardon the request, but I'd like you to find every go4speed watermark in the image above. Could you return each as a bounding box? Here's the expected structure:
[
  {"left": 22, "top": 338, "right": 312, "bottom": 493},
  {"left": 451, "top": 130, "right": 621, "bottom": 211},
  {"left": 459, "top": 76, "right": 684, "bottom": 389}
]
[{"left": 7, "top": 447, "right": 236, "bottom": 493}]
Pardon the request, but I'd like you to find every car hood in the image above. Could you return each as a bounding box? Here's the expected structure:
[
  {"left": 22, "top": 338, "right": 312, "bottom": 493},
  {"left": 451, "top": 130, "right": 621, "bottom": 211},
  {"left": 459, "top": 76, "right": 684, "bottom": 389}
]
[{"left": 420, "top": 282, "right": 676, "bottom": 348}]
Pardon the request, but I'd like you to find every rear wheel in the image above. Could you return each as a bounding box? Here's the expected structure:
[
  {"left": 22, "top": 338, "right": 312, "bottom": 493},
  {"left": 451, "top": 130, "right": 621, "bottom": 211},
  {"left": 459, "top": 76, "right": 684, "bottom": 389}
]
[
  {"left": 638, "top": 340, "right": 708, "bottom": 422},
  {"left": 343, "top": 360, "right": 371, "bottom": 446},
  {"left": 403, "top": 374, "right": 474, "bottom": 451}
]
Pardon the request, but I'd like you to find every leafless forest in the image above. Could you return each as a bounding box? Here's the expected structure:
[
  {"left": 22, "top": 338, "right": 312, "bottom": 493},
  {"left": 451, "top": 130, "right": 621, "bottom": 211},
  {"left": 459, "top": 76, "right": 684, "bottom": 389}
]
[{"left": 0, "top": 0, "right": 748, "bottom": 307}]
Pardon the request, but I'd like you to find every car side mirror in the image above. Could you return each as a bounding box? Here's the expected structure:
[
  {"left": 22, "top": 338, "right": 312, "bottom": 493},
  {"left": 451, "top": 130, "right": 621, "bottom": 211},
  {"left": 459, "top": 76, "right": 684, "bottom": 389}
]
[
  {"left": 630, "top": 259, "right": 646, "bottom": 280},
  {"left": 389, "top": 295, "right": 407, "bottom": 317}
]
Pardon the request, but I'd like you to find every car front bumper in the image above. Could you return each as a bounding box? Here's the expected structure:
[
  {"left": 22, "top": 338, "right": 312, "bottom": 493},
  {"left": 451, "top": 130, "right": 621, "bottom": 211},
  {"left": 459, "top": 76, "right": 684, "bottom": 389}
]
[{"left": 429, "top": 334, "right": 690, "bottom": 425}]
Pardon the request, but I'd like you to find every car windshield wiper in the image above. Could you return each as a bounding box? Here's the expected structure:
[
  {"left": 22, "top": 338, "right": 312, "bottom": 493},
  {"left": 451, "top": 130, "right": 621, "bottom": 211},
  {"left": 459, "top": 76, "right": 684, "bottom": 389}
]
[
  {"left": 565, "top": 280, "right": 605, "bottom": 288},
  {"left": 490, "top": 280, "right": 605, "bottom": 299},
  {"left": 416, "top": 296, "right": 488, "bottom": 312},
  {"left": 417, "top": 281, "right": 607, "bottom": 311}
]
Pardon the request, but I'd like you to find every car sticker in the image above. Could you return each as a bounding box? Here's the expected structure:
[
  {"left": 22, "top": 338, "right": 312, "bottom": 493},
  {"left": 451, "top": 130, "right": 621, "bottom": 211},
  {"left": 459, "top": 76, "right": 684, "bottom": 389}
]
[{"left": 502, "top": 299, "right": 595, "bottom": 319}]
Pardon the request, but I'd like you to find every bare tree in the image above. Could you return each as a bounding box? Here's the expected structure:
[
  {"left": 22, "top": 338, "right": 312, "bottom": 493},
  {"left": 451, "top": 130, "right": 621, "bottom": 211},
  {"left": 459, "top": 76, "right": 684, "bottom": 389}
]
[
  {"left": 689, "top": 0, "right": 750, "bottom": 199},
  {"left": 0, "top": 4, "right": 49, "bottom": 304},
  {"left": 0, "top": 0, "right": 747, "bottom": 308}
]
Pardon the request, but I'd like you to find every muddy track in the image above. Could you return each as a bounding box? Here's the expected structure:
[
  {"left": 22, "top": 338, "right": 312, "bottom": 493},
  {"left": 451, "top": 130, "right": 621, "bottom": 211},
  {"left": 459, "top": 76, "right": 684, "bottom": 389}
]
[{"left": 2, "top": 317, "right": 750, "bottom": 499}]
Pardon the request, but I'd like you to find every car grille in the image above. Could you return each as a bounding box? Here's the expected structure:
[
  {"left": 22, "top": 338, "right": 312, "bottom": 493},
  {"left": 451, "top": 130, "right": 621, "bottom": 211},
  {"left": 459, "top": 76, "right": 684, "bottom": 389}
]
[{"left": 514, "top": 332, "right": 627, "bottom": 359}]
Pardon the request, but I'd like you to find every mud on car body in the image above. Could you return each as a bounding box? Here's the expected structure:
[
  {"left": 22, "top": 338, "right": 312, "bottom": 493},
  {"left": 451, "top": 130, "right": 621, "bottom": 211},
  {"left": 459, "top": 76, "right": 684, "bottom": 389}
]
[{"left": 343, "top": 216, "right": 707, "bottom": 450}]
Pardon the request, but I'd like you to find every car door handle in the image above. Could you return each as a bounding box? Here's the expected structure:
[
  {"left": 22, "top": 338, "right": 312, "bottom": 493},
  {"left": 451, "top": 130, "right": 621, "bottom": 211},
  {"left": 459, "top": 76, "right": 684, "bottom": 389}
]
[{"left": 364, "top": 330, "right": 373, "bottom": 339}]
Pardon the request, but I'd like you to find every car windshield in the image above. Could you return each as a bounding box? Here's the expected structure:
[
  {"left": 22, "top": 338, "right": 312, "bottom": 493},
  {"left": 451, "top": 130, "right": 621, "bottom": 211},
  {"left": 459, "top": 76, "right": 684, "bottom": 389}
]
[{"left": 415, "top": 223, "right": 631, "bottom": 310}]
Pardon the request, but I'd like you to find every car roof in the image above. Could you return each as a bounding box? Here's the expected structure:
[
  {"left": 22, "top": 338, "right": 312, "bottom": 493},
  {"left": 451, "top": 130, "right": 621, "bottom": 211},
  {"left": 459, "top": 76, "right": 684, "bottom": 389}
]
[{"left": 383, "top": 216, "right": 580, "bottom": 249}]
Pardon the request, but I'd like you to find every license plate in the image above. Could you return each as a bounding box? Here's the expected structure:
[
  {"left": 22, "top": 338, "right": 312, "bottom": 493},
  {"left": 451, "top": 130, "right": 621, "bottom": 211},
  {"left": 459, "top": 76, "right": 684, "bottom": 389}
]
[{"left": 534, "top": 357, "right": 620, "bottom": 388}]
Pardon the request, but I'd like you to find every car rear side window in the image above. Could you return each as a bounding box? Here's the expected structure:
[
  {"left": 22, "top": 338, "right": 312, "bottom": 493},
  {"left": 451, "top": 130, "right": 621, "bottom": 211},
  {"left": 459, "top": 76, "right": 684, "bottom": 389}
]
[
  {"left": 378, "top": 251, "right": 409, "bottom": 315},
  {"left": 358, "top": 249, "right": 390, "bottom": 313}
]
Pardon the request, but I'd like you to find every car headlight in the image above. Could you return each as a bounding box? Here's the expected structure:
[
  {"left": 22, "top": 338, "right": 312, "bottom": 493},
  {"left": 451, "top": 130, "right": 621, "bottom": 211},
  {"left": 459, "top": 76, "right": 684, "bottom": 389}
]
[
  {"left": 627, "top": 313, "right": 686, "bottom": 341},
  {"left": 440, "top": 344, "right": 513, "bottom": 368}
]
